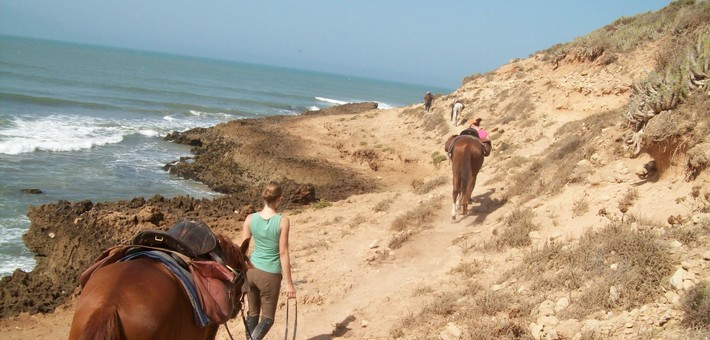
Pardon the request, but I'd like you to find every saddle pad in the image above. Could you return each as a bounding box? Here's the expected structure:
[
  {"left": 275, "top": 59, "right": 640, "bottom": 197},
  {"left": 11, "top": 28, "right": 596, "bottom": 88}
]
[{"left": 119, "top": 250, "right": 211, "bottom": 327}]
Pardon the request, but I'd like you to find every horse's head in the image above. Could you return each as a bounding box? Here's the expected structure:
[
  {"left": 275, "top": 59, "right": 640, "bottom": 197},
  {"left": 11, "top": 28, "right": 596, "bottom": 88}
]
[{"left": 215, "top": 234, "right": 250, "bottom": 318}]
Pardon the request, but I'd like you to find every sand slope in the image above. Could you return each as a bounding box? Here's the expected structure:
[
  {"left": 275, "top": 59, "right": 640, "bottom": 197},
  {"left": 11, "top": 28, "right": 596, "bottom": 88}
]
[{"left": 2, "top": 23, "right": 709, "bottom": 340}]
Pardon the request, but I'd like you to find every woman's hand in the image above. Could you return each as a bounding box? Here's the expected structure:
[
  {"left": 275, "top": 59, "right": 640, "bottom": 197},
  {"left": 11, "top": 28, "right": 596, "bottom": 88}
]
[{"left": 284, "top": 283, "right": 296, "bottom": 299}]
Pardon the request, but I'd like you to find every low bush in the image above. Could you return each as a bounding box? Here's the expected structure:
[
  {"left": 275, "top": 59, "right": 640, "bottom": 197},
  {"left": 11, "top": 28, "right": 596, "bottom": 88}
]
[
  {"left": 514, "top": 222, "right": 674, "bottom": 319},
  {"left": 682, "top": 281, "right": 710, "bottom": 330},
  {"left": 488, "top": 208, "right": 538, "bottom": 250}
]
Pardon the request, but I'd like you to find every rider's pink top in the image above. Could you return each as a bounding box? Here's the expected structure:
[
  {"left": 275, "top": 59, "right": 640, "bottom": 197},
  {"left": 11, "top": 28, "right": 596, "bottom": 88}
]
[{"left": 475, "top": 127, "right": 489, "bottom": 140}]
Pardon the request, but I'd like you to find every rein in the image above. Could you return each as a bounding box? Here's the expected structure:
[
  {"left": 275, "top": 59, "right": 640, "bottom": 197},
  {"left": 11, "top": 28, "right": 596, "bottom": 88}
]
[{"left": 284, "top": 298, "right": 298, "bottom": 340}]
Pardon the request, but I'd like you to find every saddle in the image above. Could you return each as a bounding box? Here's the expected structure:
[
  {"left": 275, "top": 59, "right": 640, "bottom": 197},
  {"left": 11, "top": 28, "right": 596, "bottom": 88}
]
[
  {"left": 132, "top": 219, "right": 217, "bottom": 259},
  {"left": 80, "top": 219, "right": 243, "bottom": 326},
  {"left": 444, "top": 133, "right": 492, "bottom": 158}
]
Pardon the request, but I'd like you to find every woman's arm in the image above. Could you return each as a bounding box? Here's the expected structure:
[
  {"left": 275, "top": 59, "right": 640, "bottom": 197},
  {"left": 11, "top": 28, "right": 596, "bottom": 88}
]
[
  {"left": 279, "top": 216, "right": 296, "bottom": 299},
  {"left": 241, "top": 214, "right": 252, "bottom": 244}
]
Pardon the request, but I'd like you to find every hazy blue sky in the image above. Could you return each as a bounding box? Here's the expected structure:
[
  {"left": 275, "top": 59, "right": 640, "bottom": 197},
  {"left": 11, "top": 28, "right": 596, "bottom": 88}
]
[{"left": 1, "top": 1, "right": 670, "bottom": 88}]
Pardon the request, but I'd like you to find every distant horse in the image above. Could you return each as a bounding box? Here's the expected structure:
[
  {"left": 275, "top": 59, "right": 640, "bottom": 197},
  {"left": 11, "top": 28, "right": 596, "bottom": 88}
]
[
  {"left": 68, "top": 234, "right": 249, "bottom": 340},
  {"left": 450, "top": 135, "right": 484, "bottom": 221}
]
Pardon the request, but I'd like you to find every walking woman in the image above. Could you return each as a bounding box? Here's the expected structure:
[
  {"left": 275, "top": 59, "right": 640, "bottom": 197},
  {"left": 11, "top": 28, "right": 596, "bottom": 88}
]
[{"left": 241, "top": 181, "right": 296, "bottom": 340}]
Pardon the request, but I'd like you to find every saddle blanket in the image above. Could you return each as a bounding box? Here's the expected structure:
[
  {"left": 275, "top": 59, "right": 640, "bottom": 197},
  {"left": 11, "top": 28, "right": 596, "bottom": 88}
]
[{"left": 119, "top": 250, "right": 211, "bottom": 327}]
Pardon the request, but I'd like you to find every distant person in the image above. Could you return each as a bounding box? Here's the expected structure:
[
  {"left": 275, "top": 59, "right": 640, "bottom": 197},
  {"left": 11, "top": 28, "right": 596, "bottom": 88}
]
[
  {"left": 469, "top": 118, "right": 488, "bottom": 140},
  {"left": 451, "top": 99, "right": 464, "bottom": 126},
  {"left": 469, "top": 118, "right": 491, "bottom": 156},
  {"left": 424, "top": 91, "right": 434, "bottom": 112},
  {"left": 241, "top": 181, "right": 296, "bottom": 340}
]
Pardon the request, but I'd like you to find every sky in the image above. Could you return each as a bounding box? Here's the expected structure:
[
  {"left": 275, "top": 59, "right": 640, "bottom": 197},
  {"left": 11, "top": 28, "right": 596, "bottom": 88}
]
[{"left": 0, "top": 1, "right": 671, "bottom": 89}]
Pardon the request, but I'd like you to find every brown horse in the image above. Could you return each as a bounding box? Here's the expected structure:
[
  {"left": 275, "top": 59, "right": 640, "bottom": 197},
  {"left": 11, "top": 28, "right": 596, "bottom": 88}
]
[
  {"left": 450, "top": 135, "right": 485, "bottom": 221},
  {"left": 68, "top": 234, "right": 249, "bottom": 340}
]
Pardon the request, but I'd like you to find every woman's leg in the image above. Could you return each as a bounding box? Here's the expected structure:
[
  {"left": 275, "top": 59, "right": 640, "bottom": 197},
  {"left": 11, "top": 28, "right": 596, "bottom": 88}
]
[
  {"left": 246, "top": 269, "right": 262, "bottom": 318},
  {"left": 251, "top": 271, "right": 283, "bottom": 340}
]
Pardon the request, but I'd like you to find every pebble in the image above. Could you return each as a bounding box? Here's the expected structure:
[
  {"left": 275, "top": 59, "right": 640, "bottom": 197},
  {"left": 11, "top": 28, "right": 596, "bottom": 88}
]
[
  {"left": 657, "top": 310, "right": 672, "bottom": 326},
  {"left": 610, "top": 263, "right": 619, "bottom": 271},
  {"left": 537, "top": 315, "right": 559, "bottom": 326},
  {"left": 703, "top": 251, "right": 710, "bottom": 261},
  {"left": 555, "top": 297, "right": 569, "bottom": 312},
  {"left": 669, "top": 268, "right": 686, "bottom": 290},
  {"left": 491, "top": 284, "right": 505, "bottom": 291}
]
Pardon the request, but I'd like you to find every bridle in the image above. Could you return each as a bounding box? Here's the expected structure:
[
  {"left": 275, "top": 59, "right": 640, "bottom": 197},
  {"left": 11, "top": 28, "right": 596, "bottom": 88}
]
[{"left": 213, "top": 241, "right": 250, "bottom": 340}]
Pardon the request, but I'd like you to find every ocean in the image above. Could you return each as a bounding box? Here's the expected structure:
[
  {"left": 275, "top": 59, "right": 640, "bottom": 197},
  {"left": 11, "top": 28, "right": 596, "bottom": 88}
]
[{"left": 0, "top": 35, "right": 450, "bottom": 276}]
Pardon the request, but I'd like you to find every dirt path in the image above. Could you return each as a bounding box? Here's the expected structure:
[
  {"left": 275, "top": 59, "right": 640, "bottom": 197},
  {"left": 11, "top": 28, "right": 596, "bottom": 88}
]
[{"left": 3, "top": 25, "right": 709, "bottom": 339}]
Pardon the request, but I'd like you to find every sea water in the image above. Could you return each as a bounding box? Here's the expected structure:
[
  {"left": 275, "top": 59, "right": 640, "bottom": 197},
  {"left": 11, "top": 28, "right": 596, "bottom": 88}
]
[{"left": 0, "top": 35, "right": 450, "bottom": 276}]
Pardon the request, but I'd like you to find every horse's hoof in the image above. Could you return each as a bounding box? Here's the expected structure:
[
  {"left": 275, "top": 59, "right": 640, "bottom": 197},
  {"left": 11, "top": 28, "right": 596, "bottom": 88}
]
[{"left": 451, "top": 216, "right": 455, "bottom": 222}]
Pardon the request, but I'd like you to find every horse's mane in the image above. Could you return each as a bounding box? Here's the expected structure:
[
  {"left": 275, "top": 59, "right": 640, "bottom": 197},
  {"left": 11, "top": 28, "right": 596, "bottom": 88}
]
[{"left": 216, "top": 234, "right": 246, "bottom": 271}]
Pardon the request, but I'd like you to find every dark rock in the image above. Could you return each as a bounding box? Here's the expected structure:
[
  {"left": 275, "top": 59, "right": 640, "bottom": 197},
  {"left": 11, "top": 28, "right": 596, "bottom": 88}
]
[
  {"left": 21, "top": 188, "right": 43, "bottom": 194},
  {"left": 302, "top": 102, "right": 378, "bottom": 116},
  {"left": 291, "top": 184, "right": 317, "bottom": 204}
]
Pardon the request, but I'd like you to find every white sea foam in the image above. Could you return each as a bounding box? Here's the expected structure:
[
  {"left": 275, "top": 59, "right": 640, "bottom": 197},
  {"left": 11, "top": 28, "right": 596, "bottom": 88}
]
[
  {"left": 376, "top": 102, "right": 394, "bottom": 110},
  {"left": 315, "top": 97, "right": 349, "bottom": 105},
  {"left": 308, "top": 106, "right": 320, "bottom": 111},
  {"left": 0, "top": 115, "right": 126, "bottom": 155},
  {"left": 0, "top": 254, "right": 35, "bottom": 276},
  {"left": 0, "top": 226, "right": 26, "bottom": 244},
  {"left": 138, "top": 129, "right": 160, "bottom": 137},
  {"left": 0, "top": 111, "right": 241, "bottom": 155},
  {"left": 189, "top": 110, "right": 235, "bottom": 119}
]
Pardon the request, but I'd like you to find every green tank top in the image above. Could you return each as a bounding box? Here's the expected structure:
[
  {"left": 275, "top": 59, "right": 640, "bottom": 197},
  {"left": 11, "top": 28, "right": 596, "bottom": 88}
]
[{"left": 249, "top": 213, "right": 282, "bottom": 274}]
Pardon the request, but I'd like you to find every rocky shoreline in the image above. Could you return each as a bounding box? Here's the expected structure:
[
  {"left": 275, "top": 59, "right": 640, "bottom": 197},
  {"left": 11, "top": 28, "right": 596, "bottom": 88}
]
[{"left": 0, "top": 102, "right": 379, "bottom": 317}]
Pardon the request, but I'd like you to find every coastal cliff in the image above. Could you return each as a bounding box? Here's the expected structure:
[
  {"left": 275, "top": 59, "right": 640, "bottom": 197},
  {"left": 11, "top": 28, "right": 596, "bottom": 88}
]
[
  {"left": 0, "top": 101, "right": 379, "bottom": 317},
  {"left": 1, "top": 1, "right": 709, "bottom": 338}
]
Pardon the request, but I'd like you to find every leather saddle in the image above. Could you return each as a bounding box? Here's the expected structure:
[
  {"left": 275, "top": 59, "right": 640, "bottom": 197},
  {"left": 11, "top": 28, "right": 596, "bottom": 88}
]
[{"left": 132, "top": 219, "right": 217, "bottom": 259}]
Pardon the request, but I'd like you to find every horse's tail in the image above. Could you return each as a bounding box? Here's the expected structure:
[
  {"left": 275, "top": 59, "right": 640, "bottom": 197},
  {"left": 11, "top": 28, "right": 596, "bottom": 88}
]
[
  {"left": 458, "top": 142, "right": 472, "bottom": 200},
  {"left": 78, "top": 306, "right": 125, "bottom": 340}
]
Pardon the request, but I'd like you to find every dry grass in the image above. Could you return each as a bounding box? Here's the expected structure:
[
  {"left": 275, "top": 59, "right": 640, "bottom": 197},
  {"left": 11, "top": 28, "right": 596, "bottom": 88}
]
[
  {"left": 423, "top": 292, "right": 458, "bottom": 317},
  {"left": 400, "top": 105, "right": 449, "bottom": 136},
  {"left": 573, "top": 198, "right": 590, "bottom": 216},
  {"left": 464, "top": 319, "right": 530, "bottom": 340},
  {"left": 474, "top": 290, "right": 514, "bottom": 316},
  {"left": 498, "top": 90, "right": 535, "bottom": 125},
  {"left": 390, "top": 198, "right": 440, "bottom": 232},
  {"left": 312, "top": 199, "right": 332, "bottom": 209},
  {"left": 618, "top": 187, "right": 639, "bottom": 212},
  {"left": 431, "top": 152, "right": 448, "bottom": 166},
  {"left": 504, "top": 109, "right": 617, "bottom": 203},
  {"left": 348, "top": 214, "right": 367, "bottom": 229},
  {"left": 298, "top": 239, "right": 330, "bottom": 256},
  {"left": 682, "top": 281, "right": 710, "bottom": 330},
  {"left": 514, "top": 222, "right": 674, "bottom": 319},
  {"left": 488, "top": 208, "right": 538, "bottom": 250},
  {"left": 373, "top": 197, "right": 394, "bottom": 212},
  {"left": 413, "top": 175, "right": 447, "bottom": 195},
  {"left": 448, "top": 260, "right": 483, "bottom": 278},
  {"left": 387, "top": 231, "right": 412, "bottom": 250},
  {"left": 412, "top": 285, "right": 434, "bottom": 297},
  {"left": 541, "top": 0, "right": 708, "bottom": 63}
]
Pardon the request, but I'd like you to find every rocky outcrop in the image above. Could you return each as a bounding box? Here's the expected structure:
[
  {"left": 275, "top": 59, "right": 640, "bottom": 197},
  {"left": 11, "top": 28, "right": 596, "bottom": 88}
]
[
  {"left": 0, "top": 194, "right": 259, "bottom": 317},
  {"left": 301, "top": 102, "right": 377, "bottom": 116},
  {"left": 163, "top": 107, "right": 376, "bottom": 200},
  {"left": 0, "top": 103, "right": 381, "bottom": 317}
]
